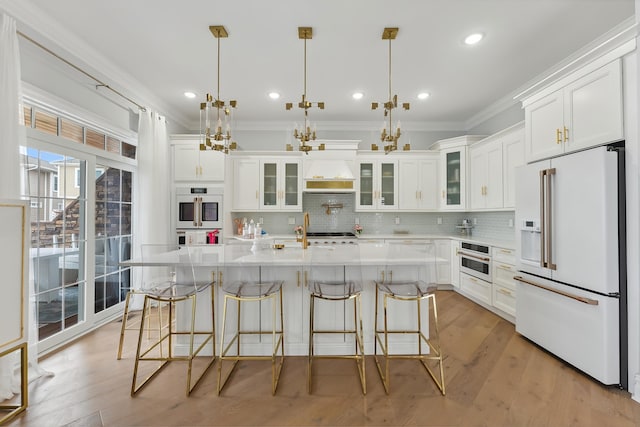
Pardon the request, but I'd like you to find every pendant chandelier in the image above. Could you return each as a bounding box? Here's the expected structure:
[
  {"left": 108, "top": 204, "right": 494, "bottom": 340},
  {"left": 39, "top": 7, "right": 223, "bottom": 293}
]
[
  {"left": 372, "top": 27, "right": 409, "bottom": 154},
  {"left": 285, "top": 27, "right": 325, "bottom": 154},
  {"left": 200, "top": 25, "right": 237, "bottom": 154}
]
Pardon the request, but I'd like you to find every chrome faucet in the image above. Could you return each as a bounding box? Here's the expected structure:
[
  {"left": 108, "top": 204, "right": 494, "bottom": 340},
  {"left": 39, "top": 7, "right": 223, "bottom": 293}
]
[{"left": 297, "top": 212, "right": 310, "bottom": 249}]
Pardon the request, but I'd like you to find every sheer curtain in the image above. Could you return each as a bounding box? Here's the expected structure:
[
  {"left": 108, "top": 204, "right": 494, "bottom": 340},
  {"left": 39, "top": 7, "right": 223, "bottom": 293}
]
[
  {"left": 136, "top": 109, "right": 171, "bottom": 253},
  {"left": 0, "top": 12, "right": 52, "bottom": 402}
]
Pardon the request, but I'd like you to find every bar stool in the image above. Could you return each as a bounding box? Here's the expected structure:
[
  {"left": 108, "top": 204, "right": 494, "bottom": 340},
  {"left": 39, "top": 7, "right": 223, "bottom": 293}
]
[
  {"left": 374, "top": 241, "right": 445, "bottom": 395},
  {"left": 131, "top": 244, "right": 216, "bottom": 396},
  {"left": 217, "top": 244, "right": 285, "bottom": 395},
  {"left": 307, "top": 244, "right": 366, "bottom": 394}
]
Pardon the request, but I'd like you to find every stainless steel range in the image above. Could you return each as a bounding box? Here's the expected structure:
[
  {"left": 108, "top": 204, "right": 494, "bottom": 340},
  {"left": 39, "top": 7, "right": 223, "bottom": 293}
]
[{"left": 306, "top": 232, "right": 357, "bottom": 245}]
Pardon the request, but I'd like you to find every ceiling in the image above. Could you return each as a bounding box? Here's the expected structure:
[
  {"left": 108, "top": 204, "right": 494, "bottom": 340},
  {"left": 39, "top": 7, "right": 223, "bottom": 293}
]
[{"left": 14, "top": 0, "right": 636, "bottom": 131}]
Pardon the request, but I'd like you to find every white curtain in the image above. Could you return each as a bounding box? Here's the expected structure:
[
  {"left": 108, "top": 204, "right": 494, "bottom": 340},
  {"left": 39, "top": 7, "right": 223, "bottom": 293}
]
[
  {"left": 136, "top": 110, "right": 171, "bottom": 255},
  {"left": 0, "top": 12, "right": 53, "bottom": 402}
]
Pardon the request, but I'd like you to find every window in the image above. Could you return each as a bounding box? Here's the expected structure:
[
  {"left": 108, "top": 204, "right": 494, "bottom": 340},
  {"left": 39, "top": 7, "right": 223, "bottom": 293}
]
[
  {"left": 75, "top": 168, "right": 80, "bottom": 188},
  {"left": 52, "top": 174, "right": 58, "bottom": 193}
]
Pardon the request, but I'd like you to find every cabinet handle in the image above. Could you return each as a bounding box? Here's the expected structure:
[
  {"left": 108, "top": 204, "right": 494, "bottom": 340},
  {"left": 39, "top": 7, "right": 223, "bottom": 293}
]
[
  {"left": 563, "top": 126, "right": 569, "bottom": 142},
  {"left": 499, "top": 249, "right": 512, "bottom": 254},
  {"left": 381, "top": 271, "right": 385, "bottom": 282},
  {"left": 200, "top": 166, "right": 203, "bottom": 176},
  {"left": 255, "top": 190, "right": 259, "bottom": 200},
  {"left": 498, "top": 288, "right": 512, "bottom": 297},
  {"left": 497, "top": 264, "right": 513, "bottom": 271},
  {"left": 442, "top": 190, "right": 445, "bottom": 199},
  {"left": 297, "top": 271, "right": 300, "bottom": 287},
  {"left": 556, "top": 128, "right": 562, "bottom": 144},
  {"left": 218, "top": 271, "right": 223, "bottom": 287},
  {"left": 304, "top": 271, "right": 308, "bottom": 288},
  {"left": 419, "top": 191, "right": 422, "bottom": 200}
]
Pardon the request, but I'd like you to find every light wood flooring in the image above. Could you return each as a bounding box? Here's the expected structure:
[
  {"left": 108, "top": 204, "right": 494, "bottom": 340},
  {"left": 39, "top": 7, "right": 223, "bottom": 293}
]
[{"left": 6, "top": 291, "right": 640, "bottom": 426}]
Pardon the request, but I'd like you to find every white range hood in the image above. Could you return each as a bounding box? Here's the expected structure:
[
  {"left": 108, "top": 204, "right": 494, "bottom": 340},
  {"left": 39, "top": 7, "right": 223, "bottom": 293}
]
[{"left": 302, "top": 140, "right": 359, "bottom": 192}]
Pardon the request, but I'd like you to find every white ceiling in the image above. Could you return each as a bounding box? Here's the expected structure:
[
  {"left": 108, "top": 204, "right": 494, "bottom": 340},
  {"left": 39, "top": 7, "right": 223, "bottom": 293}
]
[{"left": 12, "top": 0, "right": 636, "bottom": 131}]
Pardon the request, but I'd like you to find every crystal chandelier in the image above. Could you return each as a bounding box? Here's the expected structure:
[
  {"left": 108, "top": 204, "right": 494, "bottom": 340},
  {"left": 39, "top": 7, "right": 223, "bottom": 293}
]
[
  {"left": 285, "top": 27, "right": 325, "bottom": 154},
  {"left": 200, "top": 25, "right": 237, "bottom": 154},
  {"left": 372, "top": 27, "right": 409, "bottom": 154}
]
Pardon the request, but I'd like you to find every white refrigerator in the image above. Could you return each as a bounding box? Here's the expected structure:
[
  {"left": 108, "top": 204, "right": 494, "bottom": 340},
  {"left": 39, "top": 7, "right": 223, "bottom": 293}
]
[{"left": 514, "top": 145, "right": 626, "bottom": 387}]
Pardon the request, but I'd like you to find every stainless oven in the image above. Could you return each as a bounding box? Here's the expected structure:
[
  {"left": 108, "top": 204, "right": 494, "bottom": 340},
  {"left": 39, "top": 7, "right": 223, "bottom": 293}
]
[
  {"left": 459, "top": 241, "right": 492, "bottom": 282},
  {"left": 175, "top": 186, "right": 223, "bottom": 229}
]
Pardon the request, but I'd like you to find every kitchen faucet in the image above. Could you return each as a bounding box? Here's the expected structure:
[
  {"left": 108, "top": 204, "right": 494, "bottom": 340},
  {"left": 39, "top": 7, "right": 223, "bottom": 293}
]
[{"left": 297, "top": 212, "right": 309, "bottom": 249}]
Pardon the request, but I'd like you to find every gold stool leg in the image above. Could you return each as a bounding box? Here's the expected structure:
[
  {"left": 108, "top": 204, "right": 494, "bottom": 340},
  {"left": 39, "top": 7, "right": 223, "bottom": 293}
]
[
  {"left": 355, "top": 294, "right": 366, "bottom": 395},
  {"left": 307, "top": 293, "right": 314, "bottom": 394},
  {"left": 117, "top": 291, "right": 133, "bottom": 360}
]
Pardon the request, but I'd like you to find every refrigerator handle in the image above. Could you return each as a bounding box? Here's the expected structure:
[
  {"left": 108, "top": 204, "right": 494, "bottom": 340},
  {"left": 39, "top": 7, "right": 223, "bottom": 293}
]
[
  {"left": 539, "top": 170, "right": 546, "bottom": 268},
  {"left": 546, "top": 168, "right": 556, "bottom": 270},
  {"left": 193, "top": 197, "right": 198, "bottom": 227}
]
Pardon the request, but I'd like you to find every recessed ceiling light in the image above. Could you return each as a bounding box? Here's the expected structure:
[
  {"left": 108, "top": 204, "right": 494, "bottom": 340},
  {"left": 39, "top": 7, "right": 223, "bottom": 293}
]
[
  {"left": 268, "top": 92, "right": 281, "bottom": 100},
  {"left": 184, "top": 91, "right": 196, "bottom": 99},
  {"left": 352, "top": 92, "right": 364, "bottom": 100},
  {"left": 418, "top": 92, "right": 430, "bottom": 100},
  {"left": 464, "top": 33, "right": 484, "bottom": 46}
]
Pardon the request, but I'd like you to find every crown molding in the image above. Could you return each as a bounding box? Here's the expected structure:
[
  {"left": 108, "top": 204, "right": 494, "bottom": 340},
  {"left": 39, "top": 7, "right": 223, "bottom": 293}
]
[{"left": 0, "top": 0, "right": 192, "bottom": 130}]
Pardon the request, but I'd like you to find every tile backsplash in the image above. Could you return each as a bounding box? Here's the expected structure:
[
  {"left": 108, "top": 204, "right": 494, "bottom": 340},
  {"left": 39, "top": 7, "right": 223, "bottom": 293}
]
[{"left": 232, "top": 193, "right": 515, "bottom": 241}]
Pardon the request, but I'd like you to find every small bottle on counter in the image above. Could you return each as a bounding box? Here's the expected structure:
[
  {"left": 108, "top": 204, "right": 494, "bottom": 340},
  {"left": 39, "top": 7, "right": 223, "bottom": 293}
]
[
  {"left": 248, "top": 219, "right": 255, "bottom": 239},
  {"left": 242, "top": 218, "right": 248, "bottom": 237},
  {"left": 255, "top": 222, "right": 262, "bottom": 237}
]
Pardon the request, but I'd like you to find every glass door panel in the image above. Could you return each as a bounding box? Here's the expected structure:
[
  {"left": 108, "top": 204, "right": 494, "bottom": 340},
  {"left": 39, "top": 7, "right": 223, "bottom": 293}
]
[
  {"left": 380, "top": 162, "right": 395, "bottom": 206},
  {"left": 262, "top": 162, "right": 277, "bottom": 206},
  {"left": 284, "top": 162, "right": 298, "bottom": 207},
  {"left": 359, "top": 163, "right": 374, "bottom": 207},
  {"left": 446, "top": 151, "right": 461, "bottom": 206}
]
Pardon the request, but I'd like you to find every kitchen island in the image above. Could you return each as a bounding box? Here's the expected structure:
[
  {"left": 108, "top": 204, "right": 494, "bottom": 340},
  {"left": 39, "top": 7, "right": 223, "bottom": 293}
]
[{"left": 122, "top": 241, "right": 442, "bottom": 356}]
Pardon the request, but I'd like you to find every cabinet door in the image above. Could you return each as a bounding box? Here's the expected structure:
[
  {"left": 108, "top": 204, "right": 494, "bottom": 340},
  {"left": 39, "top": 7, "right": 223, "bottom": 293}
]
[
  {"left": 502, "top": 127, "right": 525, "bottom": 208},
  {"left": 260, "top": 161, "right": 279, "bottom": 210},
  {"left": 198, "top": 149, "right": 225, "bottom": 181},
  {"left": 280, "top": 161, "right": 302, "bottom": 211},
  {"left": 440, "top": 148, "right": 466, "bottom": 210},
  {"left": 378, "top": 161, "right": 398, "bottom": 210},
  {"left": 398, "top": 159, "right": 420, "bottom": 210},
  {"left": 434, "top": 239, "right": 451, "bottom": 284},
  {"left": 525, "top": 91, "right": 564, "bottom": 162},
  {"left": 469, "top": 147, "right": 487, "bottom": 210},
  {"left": 232, "top": 158, "right": 260, "bottom": 210},
  {"left": 485, "top": 142, "right": 503, "bottom": 209},
  {"left": 357, "top": 161, "right": 375, "bottom": 211},
  {"left": 450, "top": 240, "right": 460, "bottom": 289},
  {"left": 565, "top": 60, "right": 623, "bottom": 153},
  {"left": 173, "top": 144, "right": 200, "bottom": 181},
  {"left": 418, "top": 158, "right": 438, "bottom": 210}
]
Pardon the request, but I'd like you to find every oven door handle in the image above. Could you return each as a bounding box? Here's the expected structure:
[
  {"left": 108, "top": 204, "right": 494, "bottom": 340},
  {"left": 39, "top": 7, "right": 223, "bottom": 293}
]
[
  {"left": 457, "top": 250, "right": 491, "bottom": 262},
  {"left": 514, "top": 275, "right": 598, "bottom": 305}
]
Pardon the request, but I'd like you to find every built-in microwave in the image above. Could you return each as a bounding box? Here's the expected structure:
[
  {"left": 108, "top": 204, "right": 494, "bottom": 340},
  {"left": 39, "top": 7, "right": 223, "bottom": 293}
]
[
  {"left": 175, "top": 186, "right": 223, "bottom": 229},
  {"left": 459, "top": 241, "right": 492, "bottom": 282}
]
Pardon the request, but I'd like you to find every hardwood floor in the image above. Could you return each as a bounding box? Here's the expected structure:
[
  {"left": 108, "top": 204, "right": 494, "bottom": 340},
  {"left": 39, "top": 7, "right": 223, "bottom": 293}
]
[{"left": 7, "top": 291, "right": 640, "bottom": 426}]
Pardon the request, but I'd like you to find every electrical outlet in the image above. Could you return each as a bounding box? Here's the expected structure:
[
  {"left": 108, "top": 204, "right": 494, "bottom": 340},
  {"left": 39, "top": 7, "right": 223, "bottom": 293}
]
[
  {"left": 355, "top": 217, "right": 360, "bottom": 224},
  {"left": 288, "top": 217, "right": 295, "bottom": 225},
  {"left": 259, "top": 217, "right": 264, "bottom": 224},
  {"left": 394, "top": 216, "right": 400, "bottom": 225},
  {"left": 508, "top": 219, "right": 514, "bottom": 227},
  {"left": 473, "top": 218, "right": 478, "bottom": 225},
  {"left": 437, "top": 217, "right": 442, "bottom": 225}
]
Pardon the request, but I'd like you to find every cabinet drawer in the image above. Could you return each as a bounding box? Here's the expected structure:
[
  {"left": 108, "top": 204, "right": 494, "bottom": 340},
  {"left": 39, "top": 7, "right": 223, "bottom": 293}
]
[
  {"left": 493, "top": 262, "right": 516, "bottom": 288},
  {"left": 492, "top": 247, "right": 515, "bottom": 265},
  {"left": 493, "top": 283, "right": 516, "bottom": 317},
  {"left": 460, "top": 273, "right": 491, "bottom": 305}
]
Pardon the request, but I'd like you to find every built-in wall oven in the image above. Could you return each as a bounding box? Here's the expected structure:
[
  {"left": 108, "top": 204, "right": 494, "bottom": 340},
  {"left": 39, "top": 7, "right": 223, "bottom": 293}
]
[
  {"left": 458, "top": 241, "right": 492, "bottom": 282},
  {"left": 176, "top": 186, "right": 223, "bottom": 229}
]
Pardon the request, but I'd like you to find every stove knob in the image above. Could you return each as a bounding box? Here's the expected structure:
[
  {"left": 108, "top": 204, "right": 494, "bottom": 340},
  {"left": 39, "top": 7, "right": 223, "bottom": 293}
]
[
  {"left": 341, "top": 241, "right": 346, "bottom": 244},
  {"left": 324, "top": 241, "right": 329, "bottom": 244},
  {"left": 331, "top": 241, "right": 337, "bottom": 244}
]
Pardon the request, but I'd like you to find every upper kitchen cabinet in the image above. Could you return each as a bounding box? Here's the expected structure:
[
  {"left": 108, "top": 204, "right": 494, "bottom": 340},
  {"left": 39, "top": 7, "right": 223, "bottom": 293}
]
[
  {"left": 356, "top": 157, "right": 398, "bottom": 211},
  {"left": 172, "top": 135, "right": 225, "bottom": 182},
  {"left": 398, "top": 154, "right": 438, "bottom": 211},
  {"left": 524, "top": 59, "right": 623, "bottom": 162},
  {"left": 232, "top": 157, "right": 260, "bottom": 211},
  {"left": 433, "top": 136, "right": 485, "bottom": 211},
  {"left": 259, "top": 158, "right": 302, "bottom": 211},
  {"left": 469, "top": 122, "right": 524, "bottom": 210}
]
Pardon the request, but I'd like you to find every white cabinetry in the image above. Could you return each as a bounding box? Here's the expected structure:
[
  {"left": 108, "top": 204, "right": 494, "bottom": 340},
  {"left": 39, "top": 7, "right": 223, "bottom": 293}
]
[
  {"left": 524, "top": 59, "right": 623, "bottom": 162},
  {"left": 469, "top": 139, "right": 503, "bottom": 210},
  {"left": 492, "top": 247, "right": 516, "bottom": 318},
  {"left": 469, "top": 122, "right": 525, "bottom": 210},
  {"left": 434, "top": 239, "right": 451, "bottom": 285},
  {"left": 398, "top": 155, "right": 438, "bottom": 211},
  {"left": 433, "top": 136, "right": 485, "bottom": 211},
  {"left": 259, "top": 159, "right": 302, "bottom": 211},
  {"left": 450, "top": 240, "right": 460, "bottom": 289},
  {"left": 356, "top": 158, "right": 398, "bottom": 211},
  {"left": 232, "top": 157, "right": 260, "bottom": 210},
  {"left": 172, "top": 135, "right": 225, "bottom": 182},
  {"left": 460, "top": 273, "right": 492, "bottom": 305},
  {"left": 231, "top": 155, "right": 302, "bottom": 212}
]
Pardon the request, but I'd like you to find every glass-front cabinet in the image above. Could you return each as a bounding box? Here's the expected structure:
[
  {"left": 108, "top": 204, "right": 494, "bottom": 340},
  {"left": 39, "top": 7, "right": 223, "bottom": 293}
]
[
  {"left": 260, "top": 158, "right": 302, "bottom": 211},
  {"left": 356, "top": 158, "right": 398, "bottom": 211},
  {"left": 444, "top": 149, "right": 463, "bottom": 208}
]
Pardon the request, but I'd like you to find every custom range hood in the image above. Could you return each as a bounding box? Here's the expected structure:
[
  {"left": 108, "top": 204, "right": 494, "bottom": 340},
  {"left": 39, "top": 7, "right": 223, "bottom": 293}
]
[{"left": 302, "top": 140, "right": 359, "bottom": 192}]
